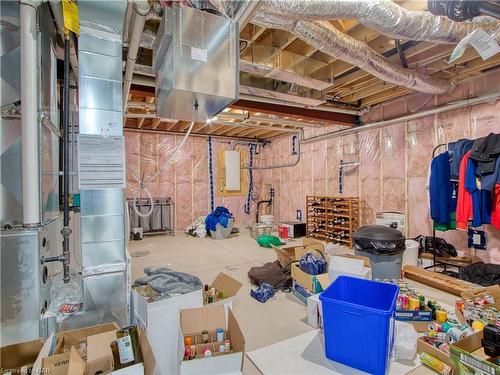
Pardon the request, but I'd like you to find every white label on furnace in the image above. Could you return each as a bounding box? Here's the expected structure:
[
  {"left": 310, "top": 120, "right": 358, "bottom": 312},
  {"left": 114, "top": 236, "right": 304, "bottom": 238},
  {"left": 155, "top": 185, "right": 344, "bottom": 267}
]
[
  {"left": 469, "top": 29, "right": 500, "bottom": 60},
  {"left": 191, "top": 47, "right": 208, "bottom": 62},
  {"left": 117, "top": 335, "right": 135, "bottom": 364}
]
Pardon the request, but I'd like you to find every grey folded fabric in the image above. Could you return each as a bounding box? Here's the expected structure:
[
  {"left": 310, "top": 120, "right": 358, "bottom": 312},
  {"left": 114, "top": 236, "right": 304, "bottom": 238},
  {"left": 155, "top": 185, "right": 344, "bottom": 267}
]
[{"left": 134, "top": 266, "right": 203, "bottom": 296}]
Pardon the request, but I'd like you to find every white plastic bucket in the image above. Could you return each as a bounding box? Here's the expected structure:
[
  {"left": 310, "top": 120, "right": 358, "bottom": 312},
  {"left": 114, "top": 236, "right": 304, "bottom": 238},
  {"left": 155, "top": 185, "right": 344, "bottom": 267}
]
[{"left": 403, "top": 240, "right": 419, "bottom": 267}]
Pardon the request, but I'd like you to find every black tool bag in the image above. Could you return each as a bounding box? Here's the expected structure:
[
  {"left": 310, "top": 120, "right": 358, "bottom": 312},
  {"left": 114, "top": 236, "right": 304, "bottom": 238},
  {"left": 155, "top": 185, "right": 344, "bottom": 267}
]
[{"left": 414, "top": 235, "right": 458, "bottom": 257}]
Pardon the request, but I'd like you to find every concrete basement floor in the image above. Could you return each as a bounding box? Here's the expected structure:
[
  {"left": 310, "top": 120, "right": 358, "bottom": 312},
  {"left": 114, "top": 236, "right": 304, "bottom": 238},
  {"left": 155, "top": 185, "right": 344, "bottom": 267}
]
[
  {"left": 128, "top": 231, "right": 454, "bottom": 375},
  {"left": 128, "top": 230, "right": 315, "bottom": 374}
]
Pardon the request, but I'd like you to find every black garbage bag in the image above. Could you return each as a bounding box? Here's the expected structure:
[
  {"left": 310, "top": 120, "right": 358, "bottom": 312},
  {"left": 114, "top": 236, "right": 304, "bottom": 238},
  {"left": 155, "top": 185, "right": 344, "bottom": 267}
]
[
  {"left": 459, "top": 263, "right": 500, "bottom": 286},
  {"left": 414, "top": 235, "right": 458, "bottom": 257}
]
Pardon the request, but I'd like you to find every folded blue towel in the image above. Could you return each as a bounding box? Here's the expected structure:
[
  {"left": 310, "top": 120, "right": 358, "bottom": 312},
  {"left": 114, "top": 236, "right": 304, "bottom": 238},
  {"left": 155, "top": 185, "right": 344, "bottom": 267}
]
[
  {"left": 205, "top": 206, "right": 232, "bottom": 232},
  {"left": 250, "top": 282, "right": 275, "bottom": 303},
  {"left": 299, "top": 252, "right": 327, "bottom": 275}
]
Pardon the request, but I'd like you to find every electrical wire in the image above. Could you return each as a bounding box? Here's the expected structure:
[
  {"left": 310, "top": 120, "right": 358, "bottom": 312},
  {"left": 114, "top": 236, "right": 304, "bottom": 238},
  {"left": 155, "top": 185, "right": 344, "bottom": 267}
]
[{"left": 131, "top": 105, "right": 199, "bottom": 218}]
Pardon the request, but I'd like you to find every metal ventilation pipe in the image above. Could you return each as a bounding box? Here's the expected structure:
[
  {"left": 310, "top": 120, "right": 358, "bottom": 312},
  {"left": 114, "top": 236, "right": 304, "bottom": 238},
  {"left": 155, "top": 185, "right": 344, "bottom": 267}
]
[
  {"left": 251, "top": 11, "right": 456, "bottom": 94},
  {"left": 259, "top": 0, "right": 500, "bottom": 44},
  {"left": 123, "top": 0, "right": 150, "bottom": 111},
  {"left": 20, "top": 0, "right": 42, "bottom": 226}
]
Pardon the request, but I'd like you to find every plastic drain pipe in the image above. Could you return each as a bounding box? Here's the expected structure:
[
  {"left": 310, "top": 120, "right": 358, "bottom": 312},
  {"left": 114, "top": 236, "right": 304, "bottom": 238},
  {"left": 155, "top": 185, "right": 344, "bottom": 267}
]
[{"left": 20, "top": 0, "right": 42, "bottom": 226}]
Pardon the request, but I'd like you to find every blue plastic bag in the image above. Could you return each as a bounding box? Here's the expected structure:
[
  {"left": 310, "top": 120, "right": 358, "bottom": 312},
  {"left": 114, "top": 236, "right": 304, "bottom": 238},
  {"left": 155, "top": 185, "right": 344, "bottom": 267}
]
[{"left": 299, "top": 252, "right": 327, "bottom": 275}]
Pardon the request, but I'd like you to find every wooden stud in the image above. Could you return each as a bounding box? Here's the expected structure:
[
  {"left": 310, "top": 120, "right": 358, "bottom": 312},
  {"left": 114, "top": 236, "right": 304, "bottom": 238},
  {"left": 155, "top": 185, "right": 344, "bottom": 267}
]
[{"left": 151, "top": 118, "right": 162, "bottom": 129}]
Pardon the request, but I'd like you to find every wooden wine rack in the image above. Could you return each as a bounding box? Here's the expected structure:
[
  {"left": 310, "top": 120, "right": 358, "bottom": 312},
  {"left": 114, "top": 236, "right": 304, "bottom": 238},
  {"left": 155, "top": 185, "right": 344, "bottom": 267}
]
[{"left": 306, "top": 196, "right": 360, "bottom": 247}]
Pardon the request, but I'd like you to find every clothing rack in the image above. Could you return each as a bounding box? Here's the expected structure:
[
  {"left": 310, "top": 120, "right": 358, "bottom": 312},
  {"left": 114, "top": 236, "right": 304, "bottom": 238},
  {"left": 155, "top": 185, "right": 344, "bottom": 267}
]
[
  {"left": 425, "top": 143, "right": 452, "bottom": 271},
  {"left": 426, "top": 141, "right": 480, "bottom": 272}
]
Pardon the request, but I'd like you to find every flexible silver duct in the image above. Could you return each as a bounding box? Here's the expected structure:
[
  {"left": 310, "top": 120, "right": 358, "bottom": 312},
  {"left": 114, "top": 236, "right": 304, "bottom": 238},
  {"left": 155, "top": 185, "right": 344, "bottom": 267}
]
[
  {"left": 260, "top": 0, "right": 500, "bottom": 44},
  {"left": 251, "top": 11, "right": 456, "bottom": 94}
]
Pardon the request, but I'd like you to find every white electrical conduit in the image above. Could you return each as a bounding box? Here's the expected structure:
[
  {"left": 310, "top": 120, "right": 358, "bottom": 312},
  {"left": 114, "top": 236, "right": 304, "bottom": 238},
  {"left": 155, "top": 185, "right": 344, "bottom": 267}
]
[
  {"left": 259, "top": 0, "right": 500, "bottom": 44},
  {"left": 251, "top": 11, "right": 456, "bottom": 94},
  {"left": 242, "top": 130, "right": 304, "bottom": 170},
  {"left": 20, "top": 0, "right": 42, "bottom": 226},
  {"left": 131, "top": 107, "right": 198, "bottom": 218},
  {"left": 123, "top": 0, "right": 150, "bottom": 112},
  {"left": 301, "top": 91, "right": 500, "bottom": 144}
]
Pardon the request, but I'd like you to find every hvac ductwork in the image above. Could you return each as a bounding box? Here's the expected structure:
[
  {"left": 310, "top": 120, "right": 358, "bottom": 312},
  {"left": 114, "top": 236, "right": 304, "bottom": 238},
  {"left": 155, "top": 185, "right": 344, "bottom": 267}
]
[
  {"left": 259, "top": 0, "right": 500, "bottom": 44},
  {"left": 251, "top": 12, "right": 456, "bottom": 94}
]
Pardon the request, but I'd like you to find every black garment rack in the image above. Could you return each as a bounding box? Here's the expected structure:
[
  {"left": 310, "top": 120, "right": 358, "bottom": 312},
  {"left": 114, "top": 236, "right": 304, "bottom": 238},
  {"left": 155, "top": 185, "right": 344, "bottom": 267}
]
[{"left": 425, "top": 143, "right": 466, "bottom": 272}]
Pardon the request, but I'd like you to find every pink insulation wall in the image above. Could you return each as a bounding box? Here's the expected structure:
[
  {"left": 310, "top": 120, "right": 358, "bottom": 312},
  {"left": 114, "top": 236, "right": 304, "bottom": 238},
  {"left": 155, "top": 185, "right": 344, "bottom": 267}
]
[
  {"left": 125, "top": 132, "right": 263, "bottom": 229},
  {"left": 263, "top": 70, "right": 500, "bottom": 264}
]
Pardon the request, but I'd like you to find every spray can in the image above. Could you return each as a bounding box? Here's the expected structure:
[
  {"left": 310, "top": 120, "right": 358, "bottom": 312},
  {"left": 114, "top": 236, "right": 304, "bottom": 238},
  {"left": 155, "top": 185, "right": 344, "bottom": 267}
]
[{"left": 448, "top": 327, "right": 466, "bottom": 342}]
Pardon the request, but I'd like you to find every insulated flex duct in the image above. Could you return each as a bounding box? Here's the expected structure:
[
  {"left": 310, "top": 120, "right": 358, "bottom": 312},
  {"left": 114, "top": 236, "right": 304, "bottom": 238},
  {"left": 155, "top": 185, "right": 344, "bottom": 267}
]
[
  {"left": 251, "top": 12, "right": 456, "bottom": 94},
  {"left": 259, "top": 0, "right": 500, "bottom": 44}
]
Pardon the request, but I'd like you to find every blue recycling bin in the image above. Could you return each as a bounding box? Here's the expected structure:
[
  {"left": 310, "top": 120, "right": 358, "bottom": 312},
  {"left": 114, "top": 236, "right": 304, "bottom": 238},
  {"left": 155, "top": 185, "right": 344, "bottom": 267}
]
[{"left": 319, "top": 276, "right": 399, "bottom": 375}]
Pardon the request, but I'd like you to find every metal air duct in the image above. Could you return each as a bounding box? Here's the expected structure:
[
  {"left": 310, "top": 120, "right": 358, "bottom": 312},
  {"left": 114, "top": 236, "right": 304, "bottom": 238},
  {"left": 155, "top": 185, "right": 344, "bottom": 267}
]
[
  {"left": 153, "top": 5, "right": 239, "bottom": 121},
  {"left": 259, "top": 0, "right": 500, "bottom": 44},
  {"left": 251, "top": 11, "right": 456, "bottom": 94}
]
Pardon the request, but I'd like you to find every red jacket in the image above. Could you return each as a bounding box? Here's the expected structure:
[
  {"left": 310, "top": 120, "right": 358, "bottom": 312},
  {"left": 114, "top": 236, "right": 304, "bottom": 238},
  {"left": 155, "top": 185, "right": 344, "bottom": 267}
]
[
  {"left": 492, "top": 184, "right": 500, "bottom": 229},
  {"left": 456, "top": 151, "right": 472, "bottom": 230}
]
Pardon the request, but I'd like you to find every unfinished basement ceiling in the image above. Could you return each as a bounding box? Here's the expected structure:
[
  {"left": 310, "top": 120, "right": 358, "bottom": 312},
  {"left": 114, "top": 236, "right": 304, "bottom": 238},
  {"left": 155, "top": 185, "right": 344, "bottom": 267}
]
[{"left": 124, "top": 0, "right": 500, "bottom": 139}]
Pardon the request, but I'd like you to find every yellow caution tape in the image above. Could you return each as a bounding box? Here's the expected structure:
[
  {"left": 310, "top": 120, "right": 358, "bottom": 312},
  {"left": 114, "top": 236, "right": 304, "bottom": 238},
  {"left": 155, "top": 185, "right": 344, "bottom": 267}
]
[{"left": 62, "top": 0, "right": 80, "bottom": 36}]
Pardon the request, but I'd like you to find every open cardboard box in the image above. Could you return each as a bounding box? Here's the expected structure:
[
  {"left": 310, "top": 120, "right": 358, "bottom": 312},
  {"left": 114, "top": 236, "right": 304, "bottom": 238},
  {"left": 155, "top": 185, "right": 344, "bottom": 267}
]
[
  {"left": 179, "top": 305, "right": 245, "bottom": 375},
  {"left": 0, "top": 338, "right": 45, "bottom": 374},
  {"left": 417, "top": 335, "right": 458, "bottom": 374},
  {"left": 456, "top": 285, "right": 500, "bottom": 325},
  {"left": 291, "top": 264, "right": 331, "bottom": 294},
  {"left": 450, "top": 330, "right": 500, "bottom": 375},
  {"left": 32, "top": 322, "right": 156, "bottom": 375},
  {"left": 204, "top": 273, "right": 243, "bottom": 314},
  {"left": 273, "top": 238, "right": 324, "bottom": 267}
]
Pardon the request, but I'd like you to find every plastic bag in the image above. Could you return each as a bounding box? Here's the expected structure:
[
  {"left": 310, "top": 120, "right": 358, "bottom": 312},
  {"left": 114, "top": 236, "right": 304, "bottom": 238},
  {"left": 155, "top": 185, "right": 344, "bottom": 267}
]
[
  {"left": 391, "top": 321, "right": 418, "bottom": 361},
  {"left": 256, "top": 234, "right": 283, "bottom": 248},
  {"left": 299, "top": 252, "right": 327, "bottom": 275}
]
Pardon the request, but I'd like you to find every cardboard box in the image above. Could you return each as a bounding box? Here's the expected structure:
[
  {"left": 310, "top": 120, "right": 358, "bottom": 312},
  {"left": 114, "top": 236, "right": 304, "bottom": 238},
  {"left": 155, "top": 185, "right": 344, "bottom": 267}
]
[
  {"left": 204, "top": 273, "right": 243, "bottom": 315},
  {"left": 450, "top": 330, "right": 500, "bottom": 375},
  {"left": 456, "top": 285, "right": 500, "bottom": 325},
  {"left": 417, "top": 336, "right": 458, "bottom": 374},
  {"left": 306, "top": 293, "right": 323, "bottom": 329},
  {"left": 395, "top": 306, "right": 433, "bottom": 322},
  {"left": 32, "top": 322, "right": 156, "bottom": 375},
  {"left": 291, "top": 263, "right": 331, "bottom": 294},
  {"left": 133, "top": 287, "right": 203, "bottom": 375},
  {"left": 179, "top": 305, "right": 245, "bottom": 375},
  {"left": 291, "top": 280, "right": 313, "bottom": 305},
  {"left": 328, "top": 254, "right": 372, "bottom": 282},
  {"left": 273, "top": 238, "right": 324, "bottom": 267},
  {"left": 0, "top": 338, "right": 45, "bottom": 374}
]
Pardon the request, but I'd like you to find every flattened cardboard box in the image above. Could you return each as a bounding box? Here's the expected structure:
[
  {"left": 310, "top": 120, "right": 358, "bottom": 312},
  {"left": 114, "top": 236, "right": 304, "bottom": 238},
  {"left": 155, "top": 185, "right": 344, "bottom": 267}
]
[{"left": 179, "top": 305, "right": 245, "bottom": 375}]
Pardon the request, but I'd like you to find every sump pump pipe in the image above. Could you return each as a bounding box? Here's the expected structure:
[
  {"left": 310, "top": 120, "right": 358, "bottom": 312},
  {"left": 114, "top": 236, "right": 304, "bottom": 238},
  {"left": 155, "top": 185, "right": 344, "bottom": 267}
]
[
  {"left": 20, "top": 0, "right": 42, "bottom": 226},
  {"left": 242, "top": 130, "right": 304, "bottom": 170},
  {"left": 301, "top": 91, "right": 500, "bottom": 144}
]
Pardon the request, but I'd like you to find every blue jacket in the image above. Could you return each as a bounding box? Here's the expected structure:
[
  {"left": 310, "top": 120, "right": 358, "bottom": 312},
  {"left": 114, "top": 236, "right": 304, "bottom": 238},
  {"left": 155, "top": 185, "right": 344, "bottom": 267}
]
[
  {"left": 430, "top": 152, "right": 452, "bottom": 225},
  {"left": 465, "top": 158, "right": 491, "bottom": 227},
  {"left": 448, "top": 139, "right": 474, "bottom": 180}
]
